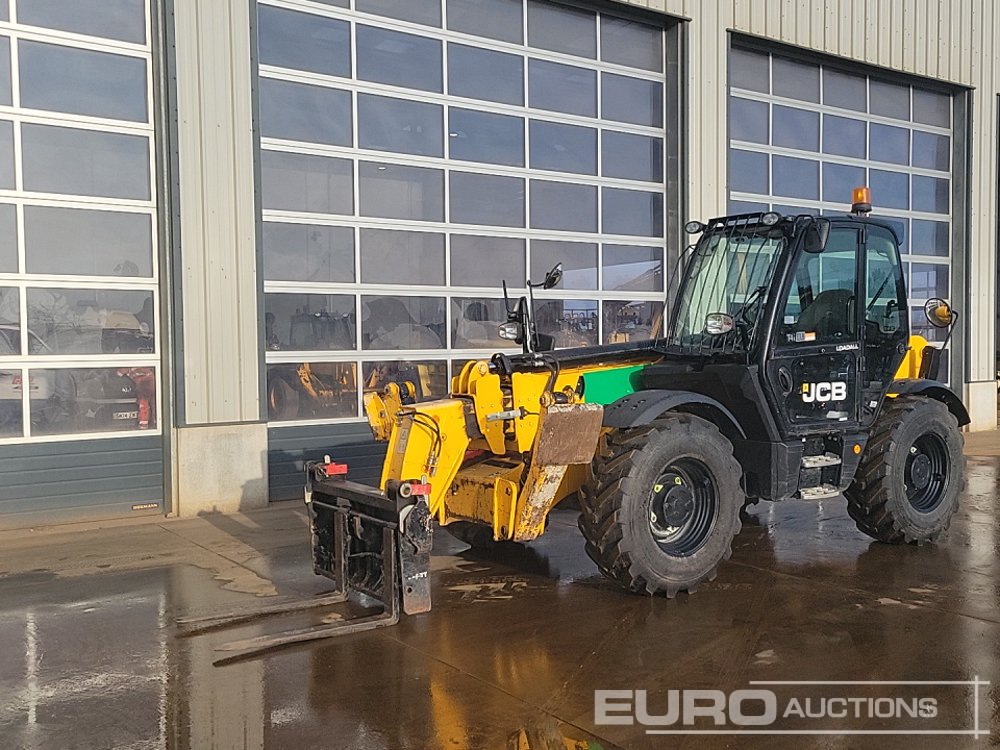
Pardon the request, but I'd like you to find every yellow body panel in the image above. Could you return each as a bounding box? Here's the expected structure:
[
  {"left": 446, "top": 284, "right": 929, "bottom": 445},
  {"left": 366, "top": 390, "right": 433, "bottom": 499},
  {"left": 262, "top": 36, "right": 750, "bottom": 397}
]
[{"left": 893, "top": 334, "right": 931, "bottom": 381}]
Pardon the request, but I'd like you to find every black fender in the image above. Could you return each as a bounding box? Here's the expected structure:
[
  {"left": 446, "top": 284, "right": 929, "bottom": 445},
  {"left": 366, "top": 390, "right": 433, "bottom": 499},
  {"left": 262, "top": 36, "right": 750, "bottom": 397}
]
[
  {"left": 603, "top": 389, "right": 747, "bottom": 441},
  {"left": 887, "top": 379, "right": 970, "bottom": 426}
]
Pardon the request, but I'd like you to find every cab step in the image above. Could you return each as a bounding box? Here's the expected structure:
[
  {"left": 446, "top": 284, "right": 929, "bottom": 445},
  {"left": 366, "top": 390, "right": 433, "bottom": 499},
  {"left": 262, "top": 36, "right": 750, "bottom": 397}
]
[
  {"left": 799, "top": 483, "right": 841, "bottom": 500},
  {"left": 801, "top": 452, "right": 842, "bottom": 469}
]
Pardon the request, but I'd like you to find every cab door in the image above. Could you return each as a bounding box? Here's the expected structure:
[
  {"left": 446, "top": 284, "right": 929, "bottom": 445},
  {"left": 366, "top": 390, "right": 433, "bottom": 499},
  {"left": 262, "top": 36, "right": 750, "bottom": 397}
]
[{"left": 764, "top": 225, "right": 863, "bottom": 435}]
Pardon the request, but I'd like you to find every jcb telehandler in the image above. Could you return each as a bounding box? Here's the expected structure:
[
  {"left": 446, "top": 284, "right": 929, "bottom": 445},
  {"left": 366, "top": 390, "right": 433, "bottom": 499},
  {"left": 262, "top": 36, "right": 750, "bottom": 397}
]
[{"left": 295, "top": 188, "right": 966, "bottom": 645}]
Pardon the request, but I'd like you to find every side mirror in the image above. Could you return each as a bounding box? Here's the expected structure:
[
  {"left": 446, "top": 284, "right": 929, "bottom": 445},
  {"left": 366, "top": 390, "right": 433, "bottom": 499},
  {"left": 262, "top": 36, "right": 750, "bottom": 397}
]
[
  {"left": 803, "top": 218, "right": 830, "bottom": 254},
  {"left": 542, "top": 263, "right": 563, "bottom": 289},
  {"left": 705, "top": 312, "right": 734, "bottom": 335},
  {"left": 924, "top": 298, "right": 955, "bottom": 328}
]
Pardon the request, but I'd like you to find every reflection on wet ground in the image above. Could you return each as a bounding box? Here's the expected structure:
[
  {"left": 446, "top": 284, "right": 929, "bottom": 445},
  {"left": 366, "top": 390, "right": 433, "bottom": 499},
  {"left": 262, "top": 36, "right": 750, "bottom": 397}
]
[{"left": 0, "top": 457, "right": 998, "bottom": 749}]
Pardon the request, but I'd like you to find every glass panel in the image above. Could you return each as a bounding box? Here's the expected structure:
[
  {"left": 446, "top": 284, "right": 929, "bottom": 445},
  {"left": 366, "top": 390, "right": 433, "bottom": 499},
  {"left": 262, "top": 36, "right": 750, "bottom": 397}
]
[
  {"left": 772, "top": 105, "right": 819, "bottom": 151},
  {"left": 910, "top": 219, "right": 949, "bottom": 257},
  {"left": 528, "top": 60, "right": 596, "bottom": 118},
  {"left": 357, "top": 26, "right": 442, "bottom": 93},
  {"left": 912, "top": 175, "right": 949, "bottom": 214},
  {"left": 450, "top": 172, "right": 525, "bottom": 227},
  {"left": 529, "top": 120, "right": 596, "bottom": 175},
  {"left": 822, "top": 115, "right": 866, "bottom": 158},
  {"left": 535, "top": 299, "right": 598, "bottom": 348},
  {"left": 30, "top": 367, "right": 157, "bottom": 436},
  {"left": 772, "top": 156, "right": 818, "bottom": 200},
  {"left": 602, "top": 187, "right": 663, "bottom": 237},
  {"left": 772, "top": 56, "right": 819, "bottom": 102},
  {"left": 27, "top": 288, "right": 154, "bottom": 355},
  {"left": 823, "top": 68, "right": 866, "bottom": 111},
  {"left": 602, "top": 131, "right": 663, "bottom": 182},
  {"left": 602, "top": 244, "right": 663, "bottom": 292},
  {"left": 263, "top": 223, "right": 355, "bottom": 283},
  {"left": 912, "top": 89, "right": 950, "bottom": 127},
  {"left": 869, "top": 123, "right": 909, "bottom": 166},
  {"left": 356, "top": 0, "right": 441, "bottom": 27},
  {"left": 358, "top": 161, "right": 444, "bottom": 222},
  {"left": 260, "top": 79, "right": 352, "bottom": 147},
  {"left": 19, "top": 41, "right": 147, "bottom": 122},
  {"left": 729, "top": 97, "right": 768, "bottom": 144},
  {"left": 447, "top": 44, "right": 523, "bottom": 106},
  {"left": 448, "top": 108, "right": 524, "bottom": 167},
  {"left": 258, "top": 6, "right": 351, "bottom": 78},
  {"left": 452, "top": 297, "right": 507, "bottom": 348},
  {"left": 261, "top": 151, "right": 353, "bottom": 214},
  {"left": 530, "top": 240, "right": 597, "bottom": 289},
  {"left": 728, "top": 199, "right": 768, "bottom": 214},
  {"left": 0, "top": 287, "right": 18, "bottom": 339},
  {"left": 450, "top": 235, "right": 525, "bottom": 288},
  {"left": 360, "top": 228, "right": 445, "bottom": 285},
  {"left": 912, "top": 131, "right": 950, "bottom": 171},
  {"left": 264, "top": 293, "right": 355, "bottom": 351},
  {"left": 17, "top": 0, "right": 145, "bottom": 45},
  {"left": 361, "top": 296, "right": 446, "bottom": 350},
  {"left": 363, "top": 360, "right": 447, "bottom": 402},
  {"left": 600, "top": 16, "right": 662, "bottom": 72},
  {"left": 869, "top": 169, "right": 909, "bottom": 210},
  {"left": 0, "top": 37, "right": 10, "bottom": 106},
  {"left": 21, "top": 124, "right": 149, "bottom": 200},
  {"left": 0, "top": 120, "right": 14, "bottom": 190},
  {"left": 0, "top": 203, "right": 14, "bottom": 272},
  {"left": 910, "top": 308, "right": 947, "bottom": 342},
  {"left": 729, "top": 47, "right": 768, "bottom": 93},
  {"left": 25, "top": 206, "right": 153, "bottom": 277},
  {"left": 447, "top": 0, "right": 523, "bottom": 44},
  {"left": 358, "top": 93, "right": 442, "bottom": 157},
  {"left": 870, "top": 79, "right": 909, "bottom": 119},
  {"left": 0, "top": 362, "right": 22, "bottom": 437},
  {"left": 529, "top": 180, "right": 596, "bottom": 232},
  {"left": 910, "top": 263, "right": 949, "bottom": 299},
  {"left": 601, "top": 73, "right": 662, "bottom": 127},
  {"left": 729, "top": 149, "right": 768, "bottom": 195},
  {"left": 822, "top": 163, "right": 865, "bottom": 202},
  {"left": 527, "top": 0, "right": 595, "bottom": 58},
  {"left": 0, "top": 3, "right": 6, "bottom": 22},
  {"left": 267, "top": 362, "right": 357, "bottom": 421},
  {"left": 604, "top": 300, "right": 661, "bottom": 343}
]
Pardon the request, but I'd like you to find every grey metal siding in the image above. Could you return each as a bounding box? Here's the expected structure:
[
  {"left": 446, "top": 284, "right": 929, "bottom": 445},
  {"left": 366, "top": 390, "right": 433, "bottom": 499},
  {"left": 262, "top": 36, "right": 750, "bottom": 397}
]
[
  {"left": 268, "top": 424, "right": 384, "bottom": 501},
  {"left": 0, "top": 437, "right": 164, "bottom": 529}
]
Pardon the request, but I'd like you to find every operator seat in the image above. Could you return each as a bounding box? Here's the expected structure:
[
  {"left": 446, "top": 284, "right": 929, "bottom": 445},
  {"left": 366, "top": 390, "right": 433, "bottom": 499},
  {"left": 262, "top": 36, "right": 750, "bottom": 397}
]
[{"left": 796, "top": 288, "right": 855, "bottom": 339}]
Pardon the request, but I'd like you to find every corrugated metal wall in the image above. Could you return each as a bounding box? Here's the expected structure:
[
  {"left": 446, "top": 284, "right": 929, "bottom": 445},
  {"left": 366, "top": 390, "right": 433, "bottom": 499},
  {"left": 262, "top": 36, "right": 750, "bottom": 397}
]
[
  {"left": 615, "top": 0, "right": 998, "bottom": 393},
  {"left": 0, "top": 437, "right": 164, "bottom": 529},
  {"left": 172, "top": 0, "right": 261, "bottom": 425},
  {"left": 268, "top": 425, "right": 386, "bottom": 501}
]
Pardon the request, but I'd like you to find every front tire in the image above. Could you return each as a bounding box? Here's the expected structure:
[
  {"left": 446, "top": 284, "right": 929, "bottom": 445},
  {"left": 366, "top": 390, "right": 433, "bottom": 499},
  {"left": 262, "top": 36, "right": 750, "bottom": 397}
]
[
  {"left": 578, "top": 415, "right": 744, "bottom": 596},
  {"left": 845, "top": 397, "right": 964, "bottom": 544}
]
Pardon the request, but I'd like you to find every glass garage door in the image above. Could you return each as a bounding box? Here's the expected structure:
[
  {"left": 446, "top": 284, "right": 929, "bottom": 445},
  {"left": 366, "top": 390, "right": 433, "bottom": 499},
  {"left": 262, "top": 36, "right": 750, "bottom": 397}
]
[
  {"left": 727, "top": 43, "right": 957, "bottom": 379},
  {"left": 0, "top": 0, "right": 163, "bottom": 525},
  {"left": 256, "top": 0, "right": 675, "bottom": 428}
]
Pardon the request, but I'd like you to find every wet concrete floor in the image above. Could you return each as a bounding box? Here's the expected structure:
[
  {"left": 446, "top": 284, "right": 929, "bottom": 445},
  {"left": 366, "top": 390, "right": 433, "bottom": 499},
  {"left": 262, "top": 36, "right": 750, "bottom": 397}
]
[{"left": 0, "top": 455, "right": 999, "bottom": 749}]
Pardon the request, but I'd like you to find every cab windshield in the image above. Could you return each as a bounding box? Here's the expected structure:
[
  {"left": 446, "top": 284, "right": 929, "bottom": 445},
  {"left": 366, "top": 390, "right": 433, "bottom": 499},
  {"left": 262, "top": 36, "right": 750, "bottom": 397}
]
[{"left": 668, "top": 221, "right": 786, "bottom": 352}]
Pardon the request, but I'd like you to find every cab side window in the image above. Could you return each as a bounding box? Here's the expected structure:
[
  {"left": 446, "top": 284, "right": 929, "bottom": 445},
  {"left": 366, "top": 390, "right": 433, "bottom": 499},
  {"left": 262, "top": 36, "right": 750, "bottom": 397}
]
[
  {"left": 778, "top": 227, "right": 859, "bottom": 346},
  {"left": 864, "top": 227, "right": 905, "bottom": 338}
]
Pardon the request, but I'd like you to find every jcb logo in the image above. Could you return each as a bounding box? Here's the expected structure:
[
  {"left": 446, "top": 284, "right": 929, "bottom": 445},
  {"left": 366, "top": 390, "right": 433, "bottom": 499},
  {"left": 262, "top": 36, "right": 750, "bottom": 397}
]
[{"left": 801, "top": 381, "right": 848, "bottom": 403}]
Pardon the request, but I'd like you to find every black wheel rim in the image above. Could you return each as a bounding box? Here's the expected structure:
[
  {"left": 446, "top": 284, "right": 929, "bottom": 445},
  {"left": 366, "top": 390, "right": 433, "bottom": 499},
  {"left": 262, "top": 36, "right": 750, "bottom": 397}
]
[
  {"left": 905, "top": 433, "right": 949, "bottom": 513},
  {"left": 647, "top": 458, "right": 718, "bottom": 557}
]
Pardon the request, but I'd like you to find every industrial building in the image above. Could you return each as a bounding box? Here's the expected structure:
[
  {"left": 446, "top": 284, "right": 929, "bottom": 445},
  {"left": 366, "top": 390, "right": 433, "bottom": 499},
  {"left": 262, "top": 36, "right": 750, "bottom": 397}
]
[{"left": 0, "top": 0, "right": 995, "bottom": 526}]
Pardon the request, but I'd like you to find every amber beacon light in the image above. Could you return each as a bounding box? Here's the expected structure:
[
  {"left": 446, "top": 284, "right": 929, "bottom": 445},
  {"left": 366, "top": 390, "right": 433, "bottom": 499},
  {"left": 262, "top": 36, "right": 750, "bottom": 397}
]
[{"left": 851, "top": 186, "right": 872, "bottom": 215}]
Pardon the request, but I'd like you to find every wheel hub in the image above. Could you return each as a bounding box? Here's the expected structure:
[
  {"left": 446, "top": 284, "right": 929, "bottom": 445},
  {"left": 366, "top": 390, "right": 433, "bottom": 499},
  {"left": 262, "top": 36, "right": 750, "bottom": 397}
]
[{"left": 908, "top": 452, "right": 932, "bottom": 490}]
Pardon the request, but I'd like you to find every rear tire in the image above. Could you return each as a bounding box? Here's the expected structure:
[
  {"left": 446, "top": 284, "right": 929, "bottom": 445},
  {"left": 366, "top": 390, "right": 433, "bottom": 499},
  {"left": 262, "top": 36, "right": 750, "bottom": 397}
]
[
  {"left": 578, "top": 414, "right": 744, "bottom": 596},
  {"left": 845, "top": 397, "right": 964, "bottom": 544}
]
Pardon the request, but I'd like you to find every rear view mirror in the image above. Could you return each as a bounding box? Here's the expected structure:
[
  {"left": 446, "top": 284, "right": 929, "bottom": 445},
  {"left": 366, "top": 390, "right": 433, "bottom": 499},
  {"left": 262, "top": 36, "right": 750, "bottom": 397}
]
[
  {"left": 542, "top": 263, "right": 563, "bottom": 289},
  {"left": 803, "top": 218, "right": 830, "bottom": 253},
  {"left": 924, "top": 298, "right": 955, "bottom": 328}
]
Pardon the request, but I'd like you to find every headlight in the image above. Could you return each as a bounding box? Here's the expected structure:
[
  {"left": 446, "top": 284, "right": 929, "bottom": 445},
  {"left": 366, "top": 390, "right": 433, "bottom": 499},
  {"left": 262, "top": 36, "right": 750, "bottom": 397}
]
[
  {"left": 761, "top": 211, "right": 781, "bottom": 226},
  {"left": 684, "top": 220, "right": 706, "bottom": 234},
  {"left": 498, "top": 321, "right": 521, "bottom": 340}
]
